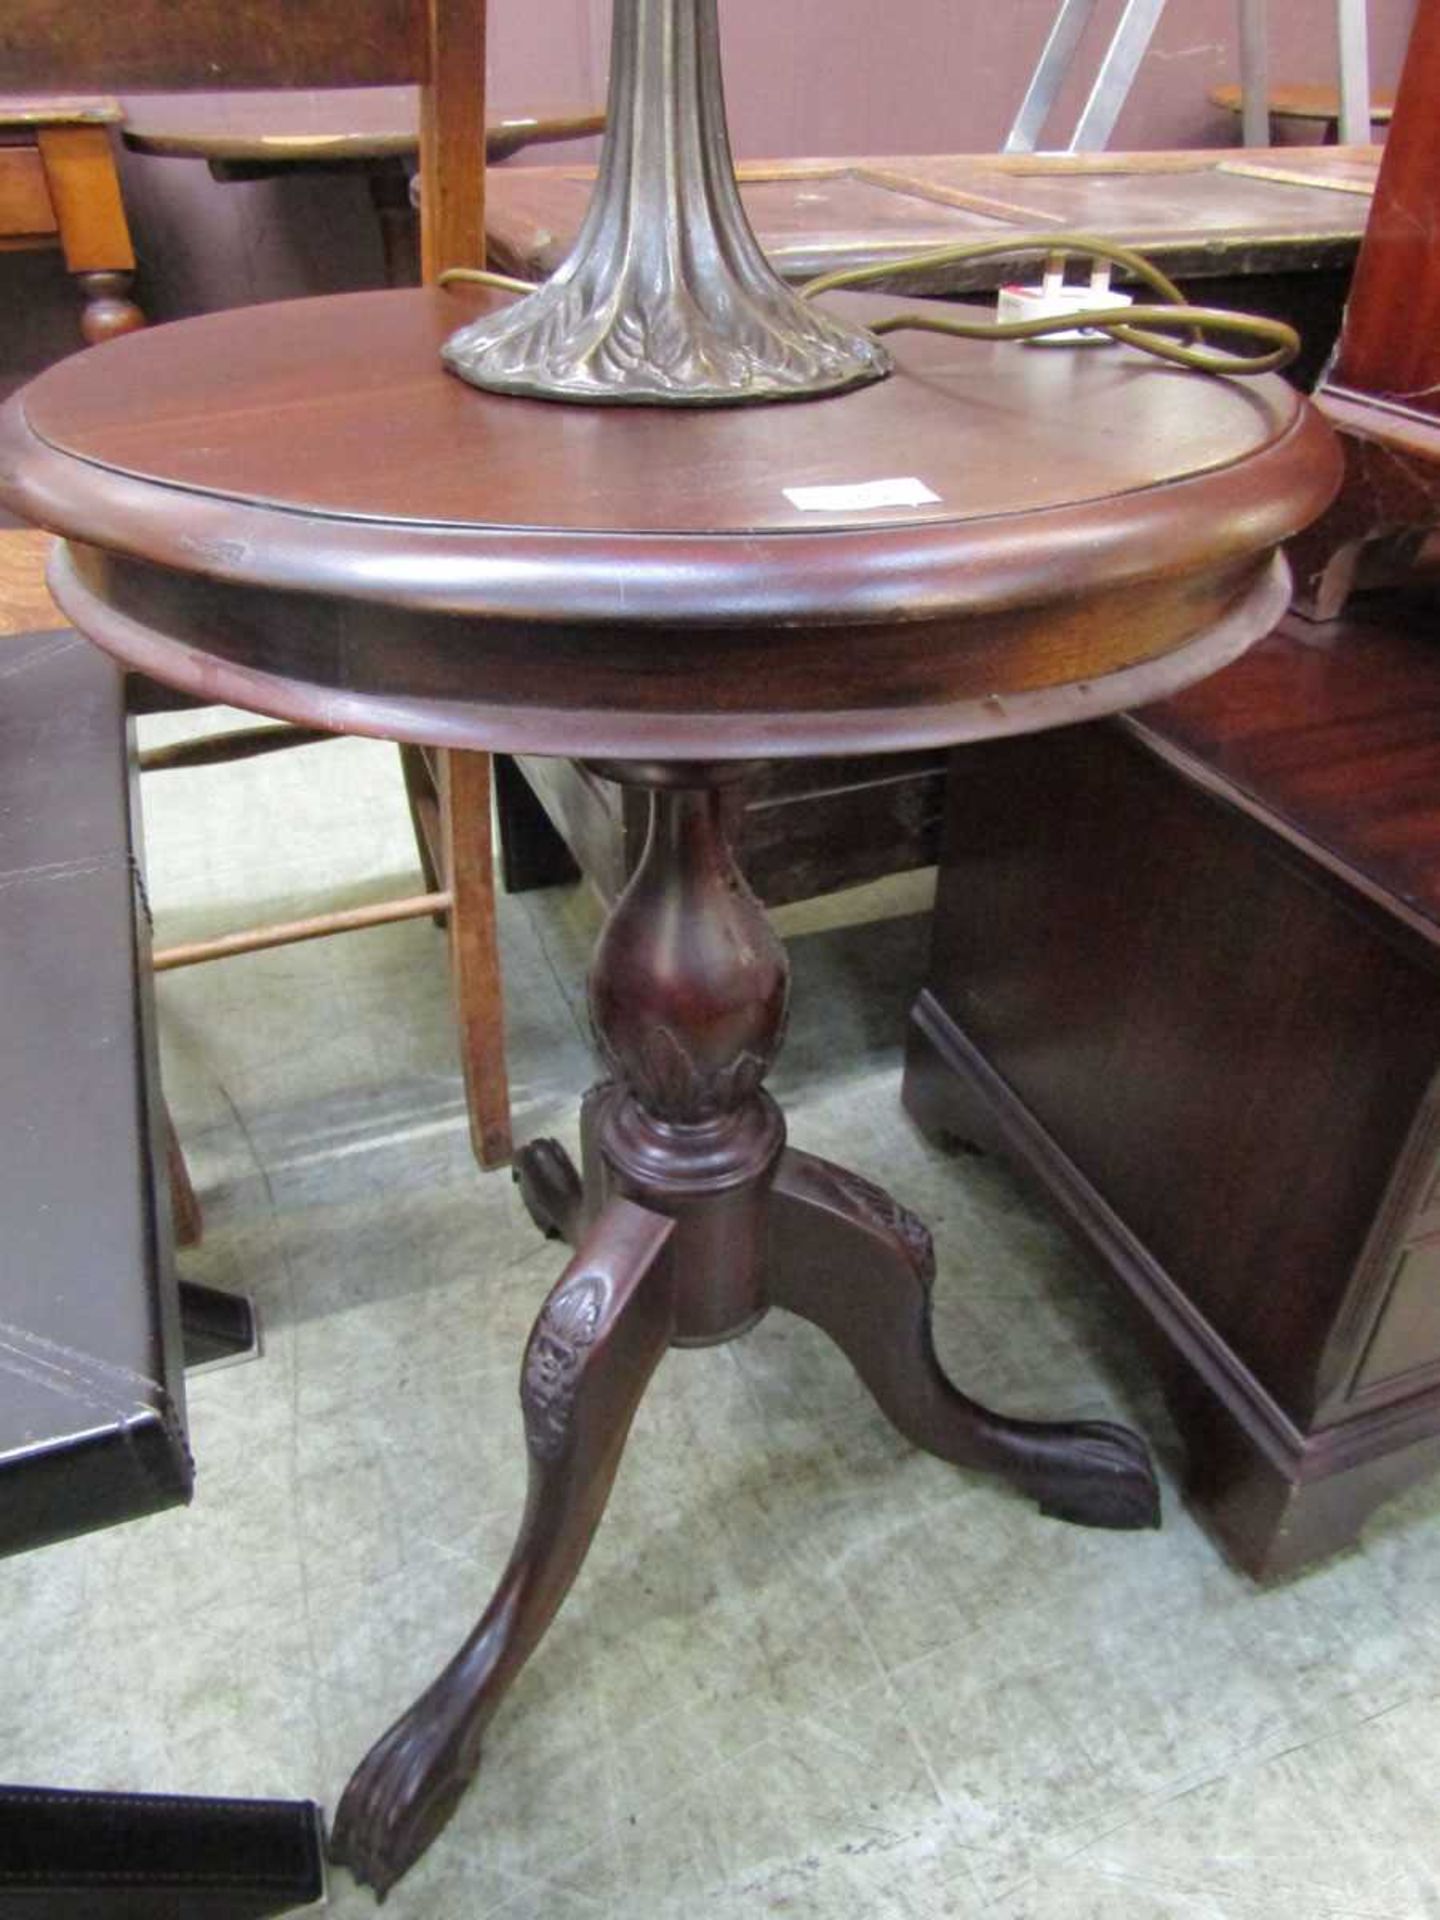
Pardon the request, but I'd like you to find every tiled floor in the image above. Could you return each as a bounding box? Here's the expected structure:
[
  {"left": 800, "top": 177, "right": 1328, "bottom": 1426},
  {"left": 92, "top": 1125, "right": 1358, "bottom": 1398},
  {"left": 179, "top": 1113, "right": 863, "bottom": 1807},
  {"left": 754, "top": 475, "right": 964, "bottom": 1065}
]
[{"left": 7, "top": 722, "right": 1440, "bottom": 1917}]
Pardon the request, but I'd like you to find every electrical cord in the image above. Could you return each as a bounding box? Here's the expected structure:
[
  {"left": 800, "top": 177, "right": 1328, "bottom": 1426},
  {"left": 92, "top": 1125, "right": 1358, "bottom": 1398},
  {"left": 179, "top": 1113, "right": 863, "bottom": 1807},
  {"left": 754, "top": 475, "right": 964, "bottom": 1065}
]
[
  {"left": 440, "top": 230, "right": 1300, "bottom": 380},
  {"left": 439, "top": 266, "right": 542, "bottom": 296},
  {"left": 799, "top": 233, "right": 1299, "bottom": 377}
]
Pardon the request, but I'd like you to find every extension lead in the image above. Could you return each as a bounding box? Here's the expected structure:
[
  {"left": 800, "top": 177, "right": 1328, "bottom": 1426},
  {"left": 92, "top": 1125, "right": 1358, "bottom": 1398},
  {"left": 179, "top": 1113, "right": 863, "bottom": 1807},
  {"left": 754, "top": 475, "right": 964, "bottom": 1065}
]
[{"left": 995, "top": 256, "right": 1133, "bottom": 345}]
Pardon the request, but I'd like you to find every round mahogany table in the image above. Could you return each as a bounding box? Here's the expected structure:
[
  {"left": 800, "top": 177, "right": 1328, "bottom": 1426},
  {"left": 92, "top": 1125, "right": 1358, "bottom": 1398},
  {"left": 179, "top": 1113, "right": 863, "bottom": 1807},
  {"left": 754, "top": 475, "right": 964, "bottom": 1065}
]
[{"left": 0, "top": 286, "right": 1340, "bottom": 1895}]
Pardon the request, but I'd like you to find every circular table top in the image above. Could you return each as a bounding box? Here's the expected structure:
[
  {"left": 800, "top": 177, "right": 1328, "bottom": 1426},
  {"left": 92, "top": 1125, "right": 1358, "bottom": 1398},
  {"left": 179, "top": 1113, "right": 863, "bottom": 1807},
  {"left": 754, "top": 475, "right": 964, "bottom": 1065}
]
[
  {"left": 1208, "top": 83, "right": 1394, "bottom": 123},
  {"left": 119, "top": 90, "right": 606, "bottom": 168},
  {"left": 0, "top": 286, "right": 1339, "bottom": 759}
]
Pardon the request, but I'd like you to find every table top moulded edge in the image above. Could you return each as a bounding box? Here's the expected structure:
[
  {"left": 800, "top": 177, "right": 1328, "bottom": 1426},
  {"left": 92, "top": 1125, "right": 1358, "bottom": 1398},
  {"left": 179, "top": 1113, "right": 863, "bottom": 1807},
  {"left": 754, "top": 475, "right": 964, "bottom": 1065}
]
[{"left": 0, "top": 288, "right": 1341, "bottom": 763}]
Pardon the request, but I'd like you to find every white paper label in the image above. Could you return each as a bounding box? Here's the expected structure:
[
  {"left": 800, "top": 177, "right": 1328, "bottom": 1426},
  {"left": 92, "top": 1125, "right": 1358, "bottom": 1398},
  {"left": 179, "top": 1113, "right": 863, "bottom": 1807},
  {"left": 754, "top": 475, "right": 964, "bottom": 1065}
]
[{"left": 782, "top": 476, "right": 941, "bottom": 512}]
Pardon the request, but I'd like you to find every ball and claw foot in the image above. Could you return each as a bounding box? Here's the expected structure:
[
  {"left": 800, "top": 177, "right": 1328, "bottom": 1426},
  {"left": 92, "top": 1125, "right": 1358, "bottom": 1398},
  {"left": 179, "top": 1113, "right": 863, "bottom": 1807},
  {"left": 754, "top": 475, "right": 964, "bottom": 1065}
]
[
  {"left": 512, "top": 1137, "right": 583, "bottom": 1242},
  {"left": 1014, "top": 1418, "right": 1161, "bottom": 1530},
  {"left": 329, "top": 1686, "right": 483, "bottom": 1901}
]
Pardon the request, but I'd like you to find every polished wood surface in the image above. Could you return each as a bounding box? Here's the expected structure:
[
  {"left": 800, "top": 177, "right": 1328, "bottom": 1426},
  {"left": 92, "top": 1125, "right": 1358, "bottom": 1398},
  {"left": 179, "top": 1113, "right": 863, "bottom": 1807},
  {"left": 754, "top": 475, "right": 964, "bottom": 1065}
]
[
  {"left": 906, "top": 598, "right": 1440, "bottom": 1579},
  {"left": 15, "top": 291, "right": 1309, "bottom": 538},
  {"left": 1332, "top": 1, "right": 1440, "bottom": 408},
  {"left": 120, "top": 87, "right": 605, "bottom": 168},
  {"left": 486, "top": 145, "right": 1380, "bottom": 291},
  {"left": 0, "top": 286, "right": 1336, "bottom": 758},
  {"left": 1134, "top": 606, "right": 1440, "bottom": 934},
  {"left": 0, "top": 275, "right": 1339, "bottom": 1890},
  {"left": 333, "top": 1196, "right": 680, "bottom": 1889},
  {"left": 1278, "top": 0, "right": 1440, "bottom": 616},
  {"left": 488, "top": 134, "right": 1366, "bottom": 909}
]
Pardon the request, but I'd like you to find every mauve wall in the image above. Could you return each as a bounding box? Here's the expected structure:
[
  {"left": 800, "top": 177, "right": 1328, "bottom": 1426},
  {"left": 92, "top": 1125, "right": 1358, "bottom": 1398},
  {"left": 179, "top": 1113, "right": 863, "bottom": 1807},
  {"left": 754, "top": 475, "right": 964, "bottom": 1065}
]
[{"left": 1, "top": 0, "right": 1418, "bottom": 382}]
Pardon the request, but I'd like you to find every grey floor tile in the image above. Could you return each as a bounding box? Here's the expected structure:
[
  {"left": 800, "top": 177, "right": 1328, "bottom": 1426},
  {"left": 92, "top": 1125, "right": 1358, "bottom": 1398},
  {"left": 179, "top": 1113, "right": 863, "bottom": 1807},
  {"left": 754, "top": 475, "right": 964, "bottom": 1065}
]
[{"left": 8, "top": 729, "right": 1440, "bottom": 1918}]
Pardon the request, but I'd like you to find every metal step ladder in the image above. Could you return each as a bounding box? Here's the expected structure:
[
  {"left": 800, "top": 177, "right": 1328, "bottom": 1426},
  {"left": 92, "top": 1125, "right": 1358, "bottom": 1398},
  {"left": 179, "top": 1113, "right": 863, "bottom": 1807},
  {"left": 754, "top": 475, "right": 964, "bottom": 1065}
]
[{"left": 1003, "top": 0, "right": 1373, "bottom": 153}]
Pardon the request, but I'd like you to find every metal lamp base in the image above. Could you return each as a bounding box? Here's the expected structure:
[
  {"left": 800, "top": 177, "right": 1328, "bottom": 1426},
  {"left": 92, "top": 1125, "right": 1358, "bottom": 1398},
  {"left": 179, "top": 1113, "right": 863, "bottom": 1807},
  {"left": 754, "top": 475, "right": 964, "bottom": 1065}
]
[{"left": 442, "top": 0, "right": 891, "bottom": 407}]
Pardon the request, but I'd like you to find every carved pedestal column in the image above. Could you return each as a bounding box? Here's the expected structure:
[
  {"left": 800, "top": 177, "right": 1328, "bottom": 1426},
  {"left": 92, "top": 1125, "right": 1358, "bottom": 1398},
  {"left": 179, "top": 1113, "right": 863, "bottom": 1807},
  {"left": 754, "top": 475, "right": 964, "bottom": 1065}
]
[
  {"left": 587, "top": 766, "right": 788, "bottom": 1341},
  {"left": 336, "top": 760, "right": 1162, "bottom": 1899}
]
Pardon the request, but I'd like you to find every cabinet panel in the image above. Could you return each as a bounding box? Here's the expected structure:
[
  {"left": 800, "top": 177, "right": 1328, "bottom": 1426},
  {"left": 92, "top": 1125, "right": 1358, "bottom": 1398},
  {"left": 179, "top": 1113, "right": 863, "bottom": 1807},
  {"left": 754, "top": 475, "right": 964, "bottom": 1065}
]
[{"left": 1357, "top": 1235, "right": 1440, "bottom": 1393}]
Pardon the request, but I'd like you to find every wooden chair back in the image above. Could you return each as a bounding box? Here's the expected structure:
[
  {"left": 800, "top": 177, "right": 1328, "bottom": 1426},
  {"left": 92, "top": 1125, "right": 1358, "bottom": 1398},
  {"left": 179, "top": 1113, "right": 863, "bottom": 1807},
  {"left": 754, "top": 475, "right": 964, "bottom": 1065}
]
[
  {"left": 0, "top": 0, "right": 487, "bottom": 282},
  {"left": 2, "top": 0, "right": 514, "bottom": 1174}
]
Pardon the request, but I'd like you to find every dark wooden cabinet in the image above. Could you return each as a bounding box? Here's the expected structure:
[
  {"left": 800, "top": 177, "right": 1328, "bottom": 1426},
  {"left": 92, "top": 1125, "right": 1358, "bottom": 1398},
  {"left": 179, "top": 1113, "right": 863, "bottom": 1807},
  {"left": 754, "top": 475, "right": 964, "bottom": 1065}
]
[
  {"left": 904, "top": 602, "right": 1440, "bottom": 1578},
  {"left": 501, "top": 748, "right": 949, "bottom": 907},
  {"left": 905, "top": 0, "right": 1440, "bottom": 1582}
]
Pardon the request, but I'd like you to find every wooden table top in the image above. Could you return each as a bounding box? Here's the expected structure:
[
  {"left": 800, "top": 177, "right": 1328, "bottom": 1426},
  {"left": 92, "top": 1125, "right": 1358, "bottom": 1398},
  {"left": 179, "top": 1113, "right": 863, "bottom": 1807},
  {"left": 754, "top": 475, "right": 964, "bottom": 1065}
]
[
  {"left": 0, "top": 285, "right": 1338, "bottom": 761},
  {"left": 120, "top": 89, "right": 604, "bottom": 167},
  {"left": 0, "top": 96, "right": 123, "bottom": 131},
  {"left": 486, "top": 146, "right": 1380, "bottom": 291},
  {"left": 1208, "top": 83, "right": 1395, "bottom": 124}
]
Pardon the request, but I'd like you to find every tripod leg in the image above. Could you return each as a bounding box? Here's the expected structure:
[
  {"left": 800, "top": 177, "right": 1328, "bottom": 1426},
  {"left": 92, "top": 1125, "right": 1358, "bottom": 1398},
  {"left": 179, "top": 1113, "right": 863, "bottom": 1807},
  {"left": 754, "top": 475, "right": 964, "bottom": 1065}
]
[
  {"left": 765, "top": 1149, "right": 1159, "bottom": 1530},
  {"left": 331, "top": 1197, "right": 675, "bottom": 1896},
  {"left": 511, "top": 1082, "right": 617, "bottom": 1248}
]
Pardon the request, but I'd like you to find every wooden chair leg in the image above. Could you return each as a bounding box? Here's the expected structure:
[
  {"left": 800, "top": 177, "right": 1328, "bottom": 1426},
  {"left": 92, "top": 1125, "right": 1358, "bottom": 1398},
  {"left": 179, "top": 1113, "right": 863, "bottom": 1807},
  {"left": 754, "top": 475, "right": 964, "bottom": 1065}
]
[
  {"left": 163, "top": 1103, "right": 204, "bottom": 1248},
  {"left": 437, "top": 747, "right": 513, "bottom": 1169},
  {"left": 398, "top": 743, "right": 444, "bottom": 900}
]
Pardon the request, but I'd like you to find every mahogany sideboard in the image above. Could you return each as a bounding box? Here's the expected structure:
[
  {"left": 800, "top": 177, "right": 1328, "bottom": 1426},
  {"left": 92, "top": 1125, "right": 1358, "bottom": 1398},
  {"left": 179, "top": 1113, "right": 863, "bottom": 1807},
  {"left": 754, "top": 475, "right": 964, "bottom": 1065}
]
[
  {"left": 902, "top": 0, "right": 1440, "bottom": 1585},
  {"left": 904, "top": 597, "right": 1440, "bottom": 1581}
]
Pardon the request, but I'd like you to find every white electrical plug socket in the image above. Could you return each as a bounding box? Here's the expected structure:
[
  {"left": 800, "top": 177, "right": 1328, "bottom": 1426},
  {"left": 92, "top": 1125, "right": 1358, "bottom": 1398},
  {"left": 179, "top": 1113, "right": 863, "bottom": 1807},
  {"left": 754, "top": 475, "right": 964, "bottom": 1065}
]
[{"left": 996, "top": 261, "right": 1134, "bottom": 345}]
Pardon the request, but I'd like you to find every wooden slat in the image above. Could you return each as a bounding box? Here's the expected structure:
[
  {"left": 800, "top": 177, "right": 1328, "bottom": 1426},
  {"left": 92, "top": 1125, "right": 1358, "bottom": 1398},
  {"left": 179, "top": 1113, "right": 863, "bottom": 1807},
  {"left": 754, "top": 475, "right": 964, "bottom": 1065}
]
[
  {"left": 152, "top": 891, "right": 452, "bottom": 970},
  {"left": 137, "top": 722, "right": 334, "bottom": 771},
  {"left": 418, "top": 0, "right": 487, "bottom": 282},
  {"left": 1216, "top": 156, "right": 1379, "bottom": 196},
  {"left": 438, "top": 747, "right": 511, "bottom": 1168},
  {"left": 0, "top": 145, "right": 56, "bottom": 240},
  {"left": 0, "top": 2, "right": 424, "bottom": 92}
]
